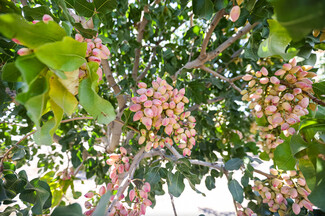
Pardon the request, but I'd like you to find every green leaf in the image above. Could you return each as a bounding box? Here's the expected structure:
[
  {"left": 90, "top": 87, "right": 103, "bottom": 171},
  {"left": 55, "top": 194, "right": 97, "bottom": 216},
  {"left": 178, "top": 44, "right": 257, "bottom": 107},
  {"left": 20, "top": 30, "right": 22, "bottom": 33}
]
[
  {"left": 167, "top": 172, "right": 185, "bottom": 197},
  {"left": 93, "top": 0, "right": 118, "bottom": 14},
  {"left": 34, "top": 36, "right": 87, "bottom": 71},
  {"left": 255, "top": 115, "right": 268, "bottom": 127},
  {"left": 308, "top": 158, "right": 325, "bottom": 211},
  {"left": 271, "top": 0, "right": 325, "bottom": 41},
  {"left": 0, "top": 0, "right": 21, "bottom": 14},
  {"left": 19, "top": 179, "right": 52, "bottom": 215},
  {"left": 273, "top": 140, "right": 296, "bottom": 170},
  {"left": 49, "top": 74, "right": 78, "bottom": 115},
  {"left": 16, "top": 77, "right": 49, "bottom": 128},
  {"left": 299, "top": 158, "right": 316, "bottom": 191},
  {"left": 0, "top": 13, "right": 66, "bottom": 48},
  {"left": 225, "top": 158, "right": 243, "bottom": 171},
  {"left": 289, "top": 134, "right": 309, "bottom": 156},
  {"left": 34, "top": 100, "right": 64, "bottom": 145},
  {"left": 259, "top": 151, "right": 270, "bottom": 161},
  {"left": 258, "top": 19, "right": 298, "bottom": 60},
  {"left": 23, "top": 6, "right": 54, "bottom": 22},
  {"left": 192, "top": 0, "right": 214, "bottom": 19},
  {"left": 79, "top": 63, "right": 116, "bottom": 124},
  {"left": 1, "top": 62, "right": 21, "bottom": 82},
  {"left": 74, "top": 0, "right": 95, "bottom": 17},
  {"left": 51, "top": 203, "right": 83, "bottom": 216},
  {"left": 74, "top": 23, "right": 98, "bottom": 38},
  {"left": 241, "top": 175, "right": 249, "bottom": 187},
  {"left": 205, "top": 176, "right": 215, "bottom": 190},
  {"left": 15, "top": 55, "right": 47, "bottom": 87},
  {"left": 12, "top": 148, "right": 26, "bottom": 161},
  {"left": 313, "top": 81, "right": 325, "bottom": 99},
  {"left": 144, "top": 167, "right": 162, "bottom": 185},
  {"left": 92, "top": 192, "right": 112, "bottom": 216},
  {"left": 228, "top": 179, "right": 243, "bottom": 203}
]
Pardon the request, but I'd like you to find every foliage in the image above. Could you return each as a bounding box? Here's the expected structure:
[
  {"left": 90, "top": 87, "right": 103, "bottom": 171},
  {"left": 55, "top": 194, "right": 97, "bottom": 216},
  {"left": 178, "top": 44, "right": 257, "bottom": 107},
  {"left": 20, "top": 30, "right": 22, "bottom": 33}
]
[{"left": 0, "top": 0, "right": 324, "bottom": 215}]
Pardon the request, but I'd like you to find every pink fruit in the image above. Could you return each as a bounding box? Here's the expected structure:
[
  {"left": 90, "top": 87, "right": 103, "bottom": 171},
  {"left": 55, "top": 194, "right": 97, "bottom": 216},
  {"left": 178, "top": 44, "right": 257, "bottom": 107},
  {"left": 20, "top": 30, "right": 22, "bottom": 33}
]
[
  {"left": 138, "top": 136, "right": 146, "bottom": 144},
  {"left": 99, "top": 186, "right": 106, "bottom": 196},
  {"left": 282, "top": 63, "right": 292, "bottom": 71},
  {"left": 42, "top": 14, "right": 53, "bottom": 23},
  {"left": 143, "top": 182, "right": 151, "bottom": 192},
  {"left": 85, "top": 201, "right": 92, "bottom": 209},
  {"left": 260, "top": 77, "right": 269, "bottom": 84},
  {"left": 17, "top": 48, "right": 32, "bottom": 56},
  {"left": 130, "top": 104, "right": 142, "bottom": 112},
  {"left": 230, "top": 6, "right": 240, "bottom": 22},
  {"left": 133, "top": 111, "right": 143, "bottom": 121},
  {"left": 292, "top": 203, "right": 301, "bottom": 215},
  {"left": 84, "top": 192, "right": 94, "bottom": 198},
  {"left": 242, "top": 74, "right": 253, "bottom": 81},
  {"left": 270, "top": 76, "right": 280, "bottom": 85},
  {"left": 183, "top": 148, "right": 191, "bottom": 156},
  {"left": 275, "top": 69, "right": 286, "bottom": 76},
  {"left": 75, "top": 34, "right": 84, "bottom": 42},
  {"left": 129, "top": 189, "right": 136, "bottom": 201},
  {"left": 88, "top": 56, "right": 101, "bottom": 64}
]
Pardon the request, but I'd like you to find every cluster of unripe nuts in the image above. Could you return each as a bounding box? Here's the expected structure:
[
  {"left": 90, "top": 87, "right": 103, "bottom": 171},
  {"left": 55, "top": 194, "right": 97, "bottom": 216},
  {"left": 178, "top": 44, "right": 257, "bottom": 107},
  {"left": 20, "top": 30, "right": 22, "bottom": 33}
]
[
  {"left": 84, "top": 147, "right": 152, "bottom": 216},
  {"left": 241, "top": 59, "right": 317, "bottom": 154},
  {"left": 74, "top": 33, "right": 110, "bottom": 81},
  {"left": 253, "top": 169, "right": 314, "bottom": 215},
  {"left": 130, "top": 77, "right": 197, "bottom": 156},
  {"left": 236, "top": 203, "right": 256, "bottom": 216}
]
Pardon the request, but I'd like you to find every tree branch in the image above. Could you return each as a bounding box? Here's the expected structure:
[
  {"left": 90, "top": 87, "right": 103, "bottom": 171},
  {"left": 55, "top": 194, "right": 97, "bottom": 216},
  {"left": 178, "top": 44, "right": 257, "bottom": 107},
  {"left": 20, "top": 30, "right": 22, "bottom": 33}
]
[
  {"left": 183, "top": 22, "right": 259, "bottom": 70},
  {"left": 101, "top": 60, "right": 126, "bottom": 109},
  {"left": 200, "top": 9, "right": 226, "bottom": 57},
  {"left": 200, "top": 65, "right": 241, "bottom": 93},
  {"left": 101, "top": 59, "right": 127, "bottom": 153}
]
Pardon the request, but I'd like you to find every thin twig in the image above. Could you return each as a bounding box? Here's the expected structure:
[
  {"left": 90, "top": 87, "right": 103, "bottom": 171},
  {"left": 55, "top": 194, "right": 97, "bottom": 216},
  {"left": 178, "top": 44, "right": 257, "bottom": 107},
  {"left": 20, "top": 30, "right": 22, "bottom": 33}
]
[
  {"left": 137, "top": 47, "right": 157, "bottom": 81},
  {"left": 169, "top": 193, "right": 178, "bottom": 216},
  {"left": 60, "top": 116, "right": 94, "bottom": 123},
  {"left": 0, "top": 131, "right": 36, "bottom": 172},
  {"left": 200, "top": 66, "right": 241, "bottom": 93}
]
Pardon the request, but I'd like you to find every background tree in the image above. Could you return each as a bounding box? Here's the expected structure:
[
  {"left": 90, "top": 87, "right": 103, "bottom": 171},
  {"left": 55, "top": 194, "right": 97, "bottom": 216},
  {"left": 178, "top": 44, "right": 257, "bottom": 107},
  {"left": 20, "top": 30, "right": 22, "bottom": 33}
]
[{"left": 0, "top": 0, "right": 325, "bottom": 215}]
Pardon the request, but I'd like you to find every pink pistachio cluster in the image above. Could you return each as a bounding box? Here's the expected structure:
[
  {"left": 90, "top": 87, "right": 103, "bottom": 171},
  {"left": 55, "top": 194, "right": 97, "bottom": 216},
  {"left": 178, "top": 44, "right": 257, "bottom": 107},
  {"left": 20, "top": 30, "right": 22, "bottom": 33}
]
[
  {"left": 236, "top": 203, "right": 256, "bottom": 216},
  {"left": 106, "top": 147, "right": 131, "bottom": 185},
  {"left": 253, "top": 169, "right": 314, "bottom": 215},
  {"left": 84, "top": 147, "right": 153, "bottom": 216},
  {"left": 14, "top": 14, "right": 54, "bottom": 56},
  {"left": 130, "top": 77, "right": 196, "bottom": 156},
  {"left": 241, "top": 59, "right": 317, "bottom": 154},
  {"left": 74, "top": 33, "right": 110, "bottom": 81}
]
